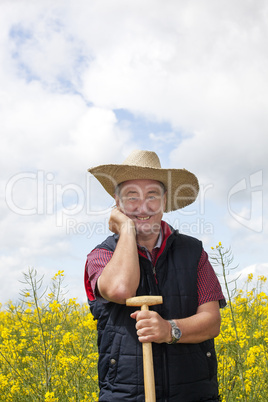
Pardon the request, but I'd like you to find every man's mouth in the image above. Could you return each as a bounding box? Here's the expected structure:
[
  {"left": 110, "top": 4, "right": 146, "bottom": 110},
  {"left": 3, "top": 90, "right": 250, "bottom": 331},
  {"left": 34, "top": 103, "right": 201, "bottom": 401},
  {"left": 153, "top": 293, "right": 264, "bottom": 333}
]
[{"left": 136, "top": 216, "right": 150, "bottom": 221}]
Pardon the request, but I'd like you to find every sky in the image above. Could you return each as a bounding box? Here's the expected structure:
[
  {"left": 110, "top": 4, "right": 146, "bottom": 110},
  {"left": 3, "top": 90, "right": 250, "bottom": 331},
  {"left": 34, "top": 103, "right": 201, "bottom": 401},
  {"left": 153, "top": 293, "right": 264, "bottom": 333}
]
[{"left": 1, "top": 0, "right": 267, "bottom": 304}]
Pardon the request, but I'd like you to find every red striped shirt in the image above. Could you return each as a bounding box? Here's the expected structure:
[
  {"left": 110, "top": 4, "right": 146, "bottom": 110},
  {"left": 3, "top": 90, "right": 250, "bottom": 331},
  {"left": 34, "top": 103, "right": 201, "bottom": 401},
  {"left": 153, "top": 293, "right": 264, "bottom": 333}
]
[{"left": 84, "top": 222, "right": 225, "bottom": 307}]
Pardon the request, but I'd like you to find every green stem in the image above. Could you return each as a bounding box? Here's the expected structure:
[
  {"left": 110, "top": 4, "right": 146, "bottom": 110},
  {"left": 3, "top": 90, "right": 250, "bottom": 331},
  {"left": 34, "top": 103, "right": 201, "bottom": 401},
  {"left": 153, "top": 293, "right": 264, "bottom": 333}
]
[
  {"left": 29, "top": 270, "right": 51, "bottom": 392},
  {"left": 219, "top": 248, "right": 248, "bottom": 402}
]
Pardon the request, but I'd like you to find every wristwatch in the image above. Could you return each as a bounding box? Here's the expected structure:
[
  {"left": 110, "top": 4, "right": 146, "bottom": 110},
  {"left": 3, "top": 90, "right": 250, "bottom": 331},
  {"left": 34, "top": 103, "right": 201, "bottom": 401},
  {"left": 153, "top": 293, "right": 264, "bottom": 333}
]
[{"left": 167, "top": 320, "right": 182, "bottom": 344}]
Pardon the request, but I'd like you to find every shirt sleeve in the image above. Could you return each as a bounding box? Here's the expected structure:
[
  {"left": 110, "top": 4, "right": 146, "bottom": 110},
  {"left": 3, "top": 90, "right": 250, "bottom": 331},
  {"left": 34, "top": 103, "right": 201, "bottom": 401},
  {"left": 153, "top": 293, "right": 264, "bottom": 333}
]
[
  {"left": 86, "top": 248, "right": 113, "bottom": 302},
  {"left": 197, "top": 249, "right": 226, "bottom": 308}
]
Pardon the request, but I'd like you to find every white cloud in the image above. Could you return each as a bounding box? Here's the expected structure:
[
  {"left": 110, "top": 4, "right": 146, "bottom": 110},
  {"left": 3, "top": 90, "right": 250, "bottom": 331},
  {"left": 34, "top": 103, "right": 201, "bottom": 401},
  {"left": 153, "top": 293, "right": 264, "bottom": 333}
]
[
  {"left": 223, "top": 262, "right": 268, "bottom": 296},
  {"left": 65, "top": 0, "right": 268, "bottom": 222},
  {"left": 149, "top": 132, "right": 177, "bottom": 144}
]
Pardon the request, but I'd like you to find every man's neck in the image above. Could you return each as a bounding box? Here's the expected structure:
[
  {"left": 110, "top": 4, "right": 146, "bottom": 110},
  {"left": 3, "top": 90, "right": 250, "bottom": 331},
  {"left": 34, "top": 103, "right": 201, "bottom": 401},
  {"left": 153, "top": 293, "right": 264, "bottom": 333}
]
[{"left": 136, "top": 229, "right": 161, "bottom": 253}]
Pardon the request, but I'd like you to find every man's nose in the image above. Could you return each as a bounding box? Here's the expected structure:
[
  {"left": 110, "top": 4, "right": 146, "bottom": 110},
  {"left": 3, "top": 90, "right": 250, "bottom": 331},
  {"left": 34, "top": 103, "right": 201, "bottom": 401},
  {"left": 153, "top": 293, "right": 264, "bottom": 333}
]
[{"left": 136, "top": 198, "right": 149, "bottom": 213}]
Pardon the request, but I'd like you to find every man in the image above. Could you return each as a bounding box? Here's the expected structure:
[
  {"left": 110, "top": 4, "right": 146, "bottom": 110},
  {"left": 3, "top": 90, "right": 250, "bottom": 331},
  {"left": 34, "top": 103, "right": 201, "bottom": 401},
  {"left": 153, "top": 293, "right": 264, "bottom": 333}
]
[{"left": 84, "top": 150, "right": 226, "bottom": 402}]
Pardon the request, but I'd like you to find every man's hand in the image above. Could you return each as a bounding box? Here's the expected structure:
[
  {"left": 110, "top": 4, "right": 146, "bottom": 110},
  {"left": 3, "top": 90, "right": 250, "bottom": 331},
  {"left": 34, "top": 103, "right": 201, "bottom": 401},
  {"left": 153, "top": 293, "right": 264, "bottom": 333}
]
[
  {"left": 130, "top": 310, "right": 172, "bottom": 344},
  {"left": 130, "top": 301, "right": 221, "bottom": 344},
  {"left": 109, "top": 207, "right": 135, "bottom": 235}
]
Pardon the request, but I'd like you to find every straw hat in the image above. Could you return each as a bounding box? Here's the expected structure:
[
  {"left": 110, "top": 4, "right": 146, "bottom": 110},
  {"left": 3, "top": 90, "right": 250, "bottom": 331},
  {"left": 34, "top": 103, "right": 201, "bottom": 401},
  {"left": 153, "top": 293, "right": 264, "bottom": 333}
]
[{"left": 88, "top": 150, "right": 199, "bottom": 212}]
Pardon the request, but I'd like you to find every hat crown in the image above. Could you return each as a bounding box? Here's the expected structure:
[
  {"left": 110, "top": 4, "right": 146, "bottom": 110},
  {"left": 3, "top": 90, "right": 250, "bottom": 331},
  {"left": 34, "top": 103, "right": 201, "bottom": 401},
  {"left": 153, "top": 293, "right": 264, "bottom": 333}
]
[{"left": 122, "top": 150, "right": 161, "bottom": 169}]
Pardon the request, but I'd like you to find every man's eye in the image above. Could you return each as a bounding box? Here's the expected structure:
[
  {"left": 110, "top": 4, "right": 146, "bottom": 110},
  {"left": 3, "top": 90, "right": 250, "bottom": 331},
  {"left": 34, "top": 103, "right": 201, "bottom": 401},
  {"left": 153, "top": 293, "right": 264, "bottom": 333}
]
[{"left": 128, "top": 197, "right": 139, "bottom": 201}]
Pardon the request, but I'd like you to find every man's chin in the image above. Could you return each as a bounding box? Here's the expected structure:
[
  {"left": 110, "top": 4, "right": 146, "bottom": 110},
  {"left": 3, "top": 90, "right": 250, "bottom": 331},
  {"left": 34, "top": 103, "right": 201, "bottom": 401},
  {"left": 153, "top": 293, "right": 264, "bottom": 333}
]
[{"left": 134, "top": 222, "right": 161, "bottom": 236}]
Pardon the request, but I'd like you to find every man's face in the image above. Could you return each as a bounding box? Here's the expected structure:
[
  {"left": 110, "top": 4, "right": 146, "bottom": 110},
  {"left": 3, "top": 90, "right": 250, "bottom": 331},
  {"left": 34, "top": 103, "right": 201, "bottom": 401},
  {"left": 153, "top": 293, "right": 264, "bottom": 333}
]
[{"left": 116, "top": 179, "right": 166, "bottom": 237}]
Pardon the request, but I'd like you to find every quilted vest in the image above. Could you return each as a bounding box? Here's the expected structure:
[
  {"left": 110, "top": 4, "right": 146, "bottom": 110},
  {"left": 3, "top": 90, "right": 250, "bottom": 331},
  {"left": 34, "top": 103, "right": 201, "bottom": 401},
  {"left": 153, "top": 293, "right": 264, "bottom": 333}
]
[{"left": 87, "top": 228, "right": 219, "bottom": 402}]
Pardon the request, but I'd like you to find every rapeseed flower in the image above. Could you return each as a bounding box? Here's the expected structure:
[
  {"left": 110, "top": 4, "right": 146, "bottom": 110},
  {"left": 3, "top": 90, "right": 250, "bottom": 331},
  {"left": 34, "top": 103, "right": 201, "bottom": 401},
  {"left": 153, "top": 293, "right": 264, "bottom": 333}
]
[{"left": 1, "top": 265, "right": 268, "bottom": 401}]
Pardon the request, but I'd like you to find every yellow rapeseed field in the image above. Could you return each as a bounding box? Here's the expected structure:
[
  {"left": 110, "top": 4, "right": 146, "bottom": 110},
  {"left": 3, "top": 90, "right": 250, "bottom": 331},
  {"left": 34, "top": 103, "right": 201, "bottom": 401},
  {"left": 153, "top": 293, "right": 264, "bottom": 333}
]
[
  {"left": 0, "top": 246, "right": 267, "bottom": 401},
  {"left": 0, "top": 270, "right": 99, "bottom": 402},
  {"left": 216, "top": 278, "right": 268, "bottom": 401}
]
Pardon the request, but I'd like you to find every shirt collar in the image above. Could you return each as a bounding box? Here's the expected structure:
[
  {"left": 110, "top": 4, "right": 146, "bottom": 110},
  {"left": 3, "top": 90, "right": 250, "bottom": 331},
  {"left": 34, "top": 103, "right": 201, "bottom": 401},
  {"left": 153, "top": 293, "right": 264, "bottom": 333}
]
[
  {"left": 154, "top": 228, "right": 163, "bottom": 249},
  {"left": 138, "top": 226, "right": 163, "bottom": 253}
]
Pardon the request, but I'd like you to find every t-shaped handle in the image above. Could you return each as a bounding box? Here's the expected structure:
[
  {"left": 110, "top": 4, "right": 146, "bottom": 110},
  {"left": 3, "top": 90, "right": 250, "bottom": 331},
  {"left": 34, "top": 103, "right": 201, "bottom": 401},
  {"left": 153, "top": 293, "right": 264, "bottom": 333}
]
[
  {"left": 126, "top": 295, "right": 163, "bottom": 308},
  {"left": 126, "top": 295, "right": 163, "bottom": 402}
]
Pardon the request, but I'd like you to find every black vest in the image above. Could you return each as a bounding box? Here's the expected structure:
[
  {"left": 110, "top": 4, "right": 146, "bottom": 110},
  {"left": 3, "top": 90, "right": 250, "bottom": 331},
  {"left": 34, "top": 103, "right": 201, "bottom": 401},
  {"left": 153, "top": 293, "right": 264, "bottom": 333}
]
[{"left": 88, "top": 229, "right": 219, "bottom": 402}]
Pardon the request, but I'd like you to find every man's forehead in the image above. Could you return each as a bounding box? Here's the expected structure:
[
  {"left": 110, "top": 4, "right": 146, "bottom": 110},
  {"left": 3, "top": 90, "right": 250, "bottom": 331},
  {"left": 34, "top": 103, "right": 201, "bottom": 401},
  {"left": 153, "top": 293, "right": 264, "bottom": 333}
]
[{"left": 119, "top": 179, "right": 164, "bottom": 193}]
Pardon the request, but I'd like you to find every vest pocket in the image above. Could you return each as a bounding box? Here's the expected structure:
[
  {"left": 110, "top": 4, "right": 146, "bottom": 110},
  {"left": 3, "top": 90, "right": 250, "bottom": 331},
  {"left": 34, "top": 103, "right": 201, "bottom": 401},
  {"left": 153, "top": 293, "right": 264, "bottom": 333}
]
[
  {"left": 108, "top": 332, "right": 123, "bottom": 385},
  {"left": 199, "top": 340, "right": 217, "bottom": 380}
]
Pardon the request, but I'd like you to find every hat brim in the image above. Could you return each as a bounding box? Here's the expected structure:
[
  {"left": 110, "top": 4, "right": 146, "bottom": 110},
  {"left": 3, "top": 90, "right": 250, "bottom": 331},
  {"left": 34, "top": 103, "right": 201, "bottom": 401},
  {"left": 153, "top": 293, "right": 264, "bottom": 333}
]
[{"left": 88, "top": 164, "right": 199, "bottom": 212}]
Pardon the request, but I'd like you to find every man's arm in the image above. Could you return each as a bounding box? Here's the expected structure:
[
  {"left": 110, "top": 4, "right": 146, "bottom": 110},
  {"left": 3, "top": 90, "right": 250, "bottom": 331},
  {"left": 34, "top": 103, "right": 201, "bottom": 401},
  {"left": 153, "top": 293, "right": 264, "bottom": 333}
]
[
  {"left": 131, "top": 300, "right": 221, "bottom": 344},
  {"left": 171, "top": 301, "right": 221, "bottom": 343},
  {"left": 97, "top": 208, "right": 140, "bottom": 304}
]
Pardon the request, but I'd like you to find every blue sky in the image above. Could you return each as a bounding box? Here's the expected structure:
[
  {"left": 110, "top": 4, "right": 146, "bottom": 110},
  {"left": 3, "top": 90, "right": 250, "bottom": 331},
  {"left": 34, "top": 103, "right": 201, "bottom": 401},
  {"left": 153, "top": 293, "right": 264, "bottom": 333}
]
[{"left": 0, "top": 0, "right": 267, "bottom": 303}]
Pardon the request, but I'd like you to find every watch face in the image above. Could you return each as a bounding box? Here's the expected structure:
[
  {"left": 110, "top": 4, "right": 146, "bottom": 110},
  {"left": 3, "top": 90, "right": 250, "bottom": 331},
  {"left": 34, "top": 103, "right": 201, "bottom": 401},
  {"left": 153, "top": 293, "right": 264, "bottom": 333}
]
[{"left": 173, "top": 327, "right": 181, "bottom": 339}]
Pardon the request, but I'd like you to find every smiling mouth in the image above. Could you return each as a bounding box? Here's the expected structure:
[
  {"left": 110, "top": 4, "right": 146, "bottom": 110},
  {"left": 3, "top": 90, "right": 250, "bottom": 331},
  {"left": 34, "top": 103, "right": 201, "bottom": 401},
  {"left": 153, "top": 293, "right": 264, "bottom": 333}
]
[{"left": 136, "top": 216, "right": 150, "bottom": 221}]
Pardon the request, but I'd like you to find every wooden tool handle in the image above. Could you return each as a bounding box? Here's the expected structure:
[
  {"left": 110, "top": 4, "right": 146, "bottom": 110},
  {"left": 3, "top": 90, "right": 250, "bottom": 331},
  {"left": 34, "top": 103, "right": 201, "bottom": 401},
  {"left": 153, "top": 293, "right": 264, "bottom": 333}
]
[
  {"left": 126, "top": 297, "right": 162, "bottom": 402},
  {"left": 141, "top": 304, "right": 156, "bottom": 402},
  {"left": 143, "top": 342, "right": 155, "bottom": 402}
]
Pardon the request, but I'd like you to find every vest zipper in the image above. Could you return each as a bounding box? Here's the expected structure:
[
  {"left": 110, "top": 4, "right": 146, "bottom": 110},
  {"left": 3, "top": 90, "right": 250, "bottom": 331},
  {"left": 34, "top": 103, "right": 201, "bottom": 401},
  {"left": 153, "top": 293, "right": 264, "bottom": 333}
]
[{"left": 152, "top": 266, "right": 158, "bottom": 284}]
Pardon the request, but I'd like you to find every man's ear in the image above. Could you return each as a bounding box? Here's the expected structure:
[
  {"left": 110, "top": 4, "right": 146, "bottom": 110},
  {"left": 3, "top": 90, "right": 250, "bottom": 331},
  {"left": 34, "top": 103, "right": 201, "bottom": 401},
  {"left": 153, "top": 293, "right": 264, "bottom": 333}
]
[
  {"left": 163, "top": 191, "right": 167, "bottom": 210},
  {"left": 114, "top": 195, "right": 120, "bottom": 207}
]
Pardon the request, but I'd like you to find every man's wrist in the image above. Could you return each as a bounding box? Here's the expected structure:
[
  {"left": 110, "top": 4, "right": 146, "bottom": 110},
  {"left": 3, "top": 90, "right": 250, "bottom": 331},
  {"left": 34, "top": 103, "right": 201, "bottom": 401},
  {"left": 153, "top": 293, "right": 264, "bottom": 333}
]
[
  {"left": 167, "top": 320, "right": 182, "bottom": 344},
  {"left": 120, "top": 220, "right": 136, "bottom": 235}
]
